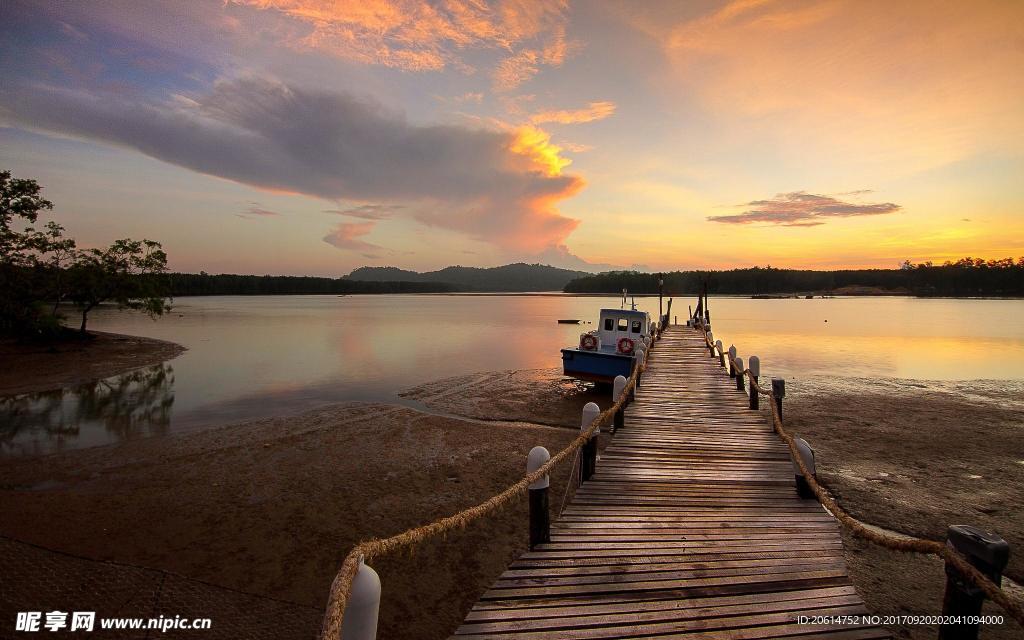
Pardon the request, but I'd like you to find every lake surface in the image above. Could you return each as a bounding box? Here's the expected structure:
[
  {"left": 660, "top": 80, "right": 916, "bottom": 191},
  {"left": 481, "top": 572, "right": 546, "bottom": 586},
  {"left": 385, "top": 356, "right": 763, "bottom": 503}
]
[{"left": 3, "top": 294, "right": 1022, "bottom": 457}]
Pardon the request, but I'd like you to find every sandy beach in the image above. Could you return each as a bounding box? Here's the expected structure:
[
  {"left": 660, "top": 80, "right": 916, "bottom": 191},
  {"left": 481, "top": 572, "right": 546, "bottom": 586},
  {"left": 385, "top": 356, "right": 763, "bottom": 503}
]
[{"left": 2, "top": 359, "right": 1022, "bottom": 639}]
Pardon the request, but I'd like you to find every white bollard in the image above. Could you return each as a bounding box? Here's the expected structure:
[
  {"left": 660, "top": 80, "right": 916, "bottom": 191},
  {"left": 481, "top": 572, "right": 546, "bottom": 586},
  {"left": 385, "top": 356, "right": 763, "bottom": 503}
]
[
  {"left": 734, "top": 356, "right": 745, "bottom": 391},
  {"left": 715, "top": 340, "right": 725, "bottom": 367},
  {"left": 613, "top": 375, "right": 627, "bottom": 431},
  {"left": 749, "top": 356, "right": 760, "bottom": 378},
  {"left": 527, "top": 446, "right": 551, "bottom": 489},
  {"left": 792, "top": 437, "right": 816, "bottom": 499},
  {"left": 342, "top": 556, "right": 381, "bottom": 640},
  {"left": 527, "top": 446, "right": 551, "bottom": 548},
  {"left": 727, "top": 345, "right": 737, "bottom": 377}
]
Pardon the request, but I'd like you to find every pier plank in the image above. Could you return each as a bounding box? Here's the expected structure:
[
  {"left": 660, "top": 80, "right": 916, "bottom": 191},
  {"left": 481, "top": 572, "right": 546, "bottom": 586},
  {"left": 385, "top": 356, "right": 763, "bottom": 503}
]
[{"left": 452, "top": 327, "right": 888, "bottom": 638}]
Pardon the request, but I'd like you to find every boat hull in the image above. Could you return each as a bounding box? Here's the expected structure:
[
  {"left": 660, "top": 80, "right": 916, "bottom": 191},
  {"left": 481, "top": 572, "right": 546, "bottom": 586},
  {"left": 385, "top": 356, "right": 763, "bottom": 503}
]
[{"left": 561, "top": 348, "right": 635, "bottom": 384}]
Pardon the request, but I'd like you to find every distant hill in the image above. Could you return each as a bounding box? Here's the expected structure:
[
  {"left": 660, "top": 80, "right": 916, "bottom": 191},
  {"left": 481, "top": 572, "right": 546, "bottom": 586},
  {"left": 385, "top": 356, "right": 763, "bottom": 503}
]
[{"left": 346, "top": 263, "right": 589, "bottom": 291}]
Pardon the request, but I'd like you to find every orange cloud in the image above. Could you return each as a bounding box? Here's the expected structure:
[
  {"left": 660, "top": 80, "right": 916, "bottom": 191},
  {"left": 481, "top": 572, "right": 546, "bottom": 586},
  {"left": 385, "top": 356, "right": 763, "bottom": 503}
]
[
  {"left": 322, "top": 220, "right": 385, "bottom": 256},
  {"left": 232, "top": 0, "right": 572, "bottom": 85},
  {"left": 508, "top": 125, "right": 571, "bottom": 176},
  {"left": 529, "top": 101, "right": 616, "bottom": 125}
]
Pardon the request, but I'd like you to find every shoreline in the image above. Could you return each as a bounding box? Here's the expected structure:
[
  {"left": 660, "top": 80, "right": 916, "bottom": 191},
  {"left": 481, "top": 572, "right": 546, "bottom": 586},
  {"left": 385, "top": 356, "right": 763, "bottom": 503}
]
[{"left": 0, "top": 331, "right": 187, "bottom": 397}]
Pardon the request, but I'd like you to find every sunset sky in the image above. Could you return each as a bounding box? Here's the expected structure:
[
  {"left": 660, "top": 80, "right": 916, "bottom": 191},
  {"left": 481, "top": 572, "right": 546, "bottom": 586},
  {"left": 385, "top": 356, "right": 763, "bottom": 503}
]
[{"left": 1, "top": 0, "right": 1022, "bottom": 275}]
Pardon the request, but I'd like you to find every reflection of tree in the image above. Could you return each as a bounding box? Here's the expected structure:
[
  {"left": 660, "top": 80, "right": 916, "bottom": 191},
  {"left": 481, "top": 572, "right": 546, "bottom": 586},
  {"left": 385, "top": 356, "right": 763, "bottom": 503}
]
[{"left": 0, "top": 363, "right": 175, "bottom": 456}]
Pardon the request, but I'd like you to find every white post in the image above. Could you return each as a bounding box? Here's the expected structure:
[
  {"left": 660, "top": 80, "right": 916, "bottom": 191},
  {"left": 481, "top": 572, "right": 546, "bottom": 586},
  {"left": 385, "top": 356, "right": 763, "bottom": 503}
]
[
  {"left": 707, "top": 331, "right": 715, "bottom": 356},
  {"left": 527, "top": 446, "right": 550, "bottom": 489},
  {"left": 734, "top": 356, "right": 745, "bottom": 391},
  {"left": 792, "top": 437, "right": 816, "bottom": 499},
  {"left": 341, "top": 556, "right": 381, "bottom": 640},
  {"left": 715, "top": 340, "right": 725, "bottom": 367},
  {"left": 613, "top": 375, "right": 627, "bottom": 431},
  {"left": 527, "top": 446, "right": 551, "bottom": 548},
  {"left": 727, "top": 344, "right": 737, "bottom": 377}
]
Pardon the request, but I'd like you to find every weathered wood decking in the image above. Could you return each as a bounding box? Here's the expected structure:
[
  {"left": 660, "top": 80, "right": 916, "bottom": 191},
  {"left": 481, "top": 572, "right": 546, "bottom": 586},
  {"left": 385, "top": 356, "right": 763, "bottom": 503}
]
[{"left": 453, "top": 327, "right": 889, "bottom": 639}]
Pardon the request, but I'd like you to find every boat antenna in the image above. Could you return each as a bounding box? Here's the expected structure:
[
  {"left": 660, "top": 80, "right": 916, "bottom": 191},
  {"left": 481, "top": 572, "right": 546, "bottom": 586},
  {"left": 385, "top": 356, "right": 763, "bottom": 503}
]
[{"left": 621, "top": 288, "right": 627, "bottom": 309}]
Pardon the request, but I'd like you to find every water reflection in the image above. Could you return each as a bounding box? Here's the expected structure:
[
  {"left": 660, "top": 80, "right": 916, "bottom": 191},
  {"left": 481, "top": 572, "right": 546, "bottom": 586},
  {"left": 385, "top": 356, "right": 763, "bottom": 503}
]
[
  {"left": 3, "top": 294, "right": 1022, "bottom": 458},
  {"left": 0, "top": 363, "right": 175, "bottom": 457}
]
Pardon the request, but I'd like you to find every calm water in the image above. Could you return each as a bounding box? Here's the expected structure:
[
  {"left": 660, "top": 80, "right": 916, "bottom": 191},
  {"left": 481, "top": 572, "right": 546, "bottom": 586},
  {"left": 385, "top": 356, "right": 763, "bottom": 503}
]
[{"left": 3, "top": 294, "right": 1022, "bottom": 457}]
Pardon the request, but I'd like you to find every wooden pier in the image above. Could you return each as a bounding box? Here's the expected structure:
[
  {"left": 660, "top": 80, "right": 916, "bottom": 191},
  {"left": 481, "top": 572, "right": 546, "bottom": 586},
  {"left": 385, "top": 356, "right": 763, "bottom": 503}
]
[{"left": 452, "top": 327, "right": 889, "bottom": 639}]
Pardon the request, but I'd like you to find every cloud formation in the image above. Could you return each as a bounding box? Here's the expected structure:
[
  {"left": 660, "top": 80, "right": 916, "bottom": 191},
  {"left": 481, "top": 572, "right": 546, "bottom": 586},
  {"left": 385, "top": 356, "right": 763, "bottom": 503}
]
[
  {"left": 325, "top": 204, "right": 404, "bottom": 220},
  {"left": 0, "top": 77, "right": 584, "bottom": 253},
  {"left": 529, "top": 101, "right": 616, "bottom": 125},
  {"left": 237, "top": 203, "right": 282, "bottom": 220},
  {"left": 322, "top": 221, "right": 385, "bottom": 257},
  {"left": 708, "top": 191, "right": 901, "bottom": 227},
  {"left": 231, "top": 0, "right": 571, "bottom": 88}
]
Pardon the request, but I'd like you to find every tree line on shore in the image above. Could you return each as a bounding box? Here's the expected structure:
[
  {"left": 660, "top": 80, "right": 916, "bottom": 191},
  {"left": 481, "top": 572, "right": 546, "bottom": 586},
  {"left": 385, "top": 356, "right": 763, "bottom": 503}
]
[
  {"left": 166, "top": 273, "right": 455, "bottom": 296},
  {"left": 562, "top": 261, "right": 1024, "bottom": 297},
  {"left": 1, "top": 170, "right": 171, "bottom": 338}
]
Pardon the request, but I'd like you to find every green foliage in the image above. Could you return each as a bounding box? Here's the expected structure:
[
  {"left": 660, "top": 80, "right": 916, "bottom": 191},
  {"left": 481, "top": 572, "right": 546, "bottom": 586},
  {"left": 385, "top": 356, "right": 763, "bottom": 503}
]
[
  {"left": 0, "top": 170, "right": 172, "bottom": 338},
  {"left": 167, "top": 272, "right": 455, "bottom": 295},
  {"left": 70, "top": 238, "right": 172, "bottom": 332},
  {"left": 0, "top": 170, "right": 60, "bottom": 335}
]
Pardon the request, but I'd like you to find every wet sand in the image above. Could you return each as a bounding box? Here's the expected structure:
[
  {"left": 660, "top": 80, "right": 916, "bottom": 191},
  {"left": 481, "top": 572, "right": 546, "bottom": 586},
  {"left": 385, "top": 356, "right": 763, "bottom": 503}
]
[
  {"left": 787, "top": 377, "right": 1024, "bottom": 639},
  {"left": 2, "top": 364, "right": 1022, "bottom": 638},
  {"left": 0, "top": 401, "right": 585, "bottom": 640},
  {"left": 0, "top": 331, "right": 186, "bottom": 396}
]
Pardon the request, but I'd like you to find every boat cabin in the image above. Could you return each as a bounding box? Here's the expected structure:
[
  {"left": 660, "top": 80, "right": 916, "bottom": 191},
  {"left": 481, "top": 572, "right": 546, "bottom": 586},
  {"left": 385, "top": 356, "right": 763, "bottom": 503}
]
[{"left": 596, "top": 308, "right": 650, "bottom": 351}]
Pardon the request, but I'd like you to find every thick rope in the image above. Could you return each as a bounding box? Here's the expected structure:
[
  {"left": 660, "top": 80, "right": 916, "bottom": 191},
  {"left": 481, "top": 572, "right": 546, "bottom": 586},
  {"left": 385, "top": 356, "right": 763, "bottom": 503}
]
[
  {"left": 320, "top": 331, "right": 657, "bottom": 640},
  {"left": 698, "top": 328, "right": 1024, "bottom": 628}
]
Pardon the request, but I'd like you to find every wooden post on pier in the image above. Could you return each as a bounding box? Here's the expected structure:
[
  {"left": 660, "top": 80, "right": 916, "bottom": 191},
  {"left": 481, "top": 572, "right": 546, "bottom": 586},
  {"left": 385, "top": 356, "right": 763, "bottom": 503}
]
[
  {"left": 735, "top": 356, "right": 745, "bottom": 392},
  {"left": 659, "top": 273, "right": 665, "bottom": 323},
  {"left": 707, "top": 332, "right": 716, "bottom": 356},
  {"left": 342, "top": 557, "right": 381, "bottom": 640},
  {"left": 748, "top": 356, "right": 760, "bottom": 410},
  {"left": 526, "top": 446, "right": 551, "bottom": 550},
  {"left": 939, "top": 525, "right": 1010, "bottom": 640},
  {"left": 580, "top": 403, "right": 600, "bottom": 483},
  {"left": 772, "top": 378, "right": 786, "bottom": 419},
  {"left": 792, "top": 437, "right": 816, "bottom": 499},
  {"left": 727, "top": 345, "right": 737, "bottom": 377},
  {"left": 716, "top": 340, "right": 725, "bottom": 367},
  {"left": 613, "top": 375, "right": 627, "bottom": 432}
]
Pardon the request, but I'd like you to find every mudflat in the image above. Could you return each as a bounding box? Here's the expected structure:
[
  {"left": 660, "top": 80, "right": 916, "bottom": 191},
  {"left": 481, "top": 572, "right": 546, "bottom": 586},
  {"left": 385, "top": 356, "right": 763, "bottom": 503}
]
[
  {"left": 0, "top": 331, "right": 186, "bottom": 396},
  {"left": 0, "top": 400, "right": 582, "bottom": 640}
]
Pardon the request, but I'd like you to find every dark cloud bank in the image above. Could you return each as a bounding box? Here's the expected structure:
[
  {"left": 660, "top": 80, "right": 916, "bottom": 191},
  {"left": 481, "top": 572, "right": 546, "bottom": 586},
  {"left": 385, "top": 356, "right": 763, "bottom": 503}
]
[{"left": 0, "top": 77, "right": 582, "bottom": 252}]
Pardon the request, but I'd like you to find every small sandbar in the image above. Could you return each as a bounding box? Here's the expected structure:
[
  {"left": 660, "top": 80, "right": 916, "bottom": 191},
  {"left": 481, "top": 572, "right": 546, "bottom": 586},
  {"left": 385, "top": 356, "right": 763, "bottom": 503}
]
[{"left": 0, "top": 331, "right": 186, "bottom": 397}]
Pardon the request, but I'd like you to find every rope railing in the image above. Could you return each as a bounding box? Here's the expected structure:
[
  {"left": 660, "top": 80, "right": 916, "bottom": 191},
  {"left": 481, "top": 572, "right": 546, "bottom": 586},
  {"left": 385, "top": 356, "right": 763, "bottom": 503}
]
[
  {"left": 320, "top": 327, "right": 660, "bottom": 640},
  {"left": 696, "top": 325, "right": 1024, "bottom": 629}
]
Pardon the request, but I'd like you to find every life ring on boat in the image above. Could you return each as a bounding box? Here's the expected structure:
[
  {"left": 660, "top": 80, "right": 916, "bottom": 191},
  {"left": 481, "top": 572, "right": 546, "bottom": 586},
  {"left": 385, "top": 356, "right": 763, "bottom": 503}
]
[
  {"left": 580, "top": 334, "right": 598, "bottom": 351},
  {"left": 617, "top": 337, "right": 635, "bottom": 355}
]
